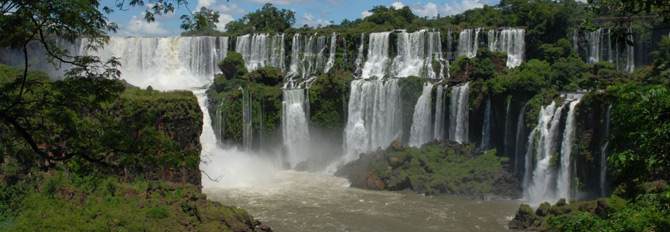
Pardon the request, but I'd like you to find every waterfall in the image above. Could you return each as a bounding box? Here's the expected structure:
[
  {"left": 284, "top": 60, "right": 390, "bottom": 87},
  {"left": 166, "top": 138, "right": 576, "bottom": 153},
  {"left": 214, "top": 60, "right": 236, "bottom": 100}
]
[
  {"left": 523, "top": 94, "right": 583, "bottom": 205},
  {"left": 557, "top": 95, "right": 583, "bottom": 200},
  {"left": 215, "top": 101, "right": 226, "bottom": 142},
  {"left": 481, "top": 98, "right": 492, "bottom": 150},
  {"left": 457, "top": 28, "right": 482, "bottom": 58},
  {"left": 584, "top": 28, "right": 614, "bottom": 64},
  {"left": 514, "top": 105, "right": 526, "bottom": 176},
  {"left": 30, "top": 37, "right": 230, "bottom": 90},
  {"left": 324, "top": 33, "right": 337, "bottom": 73},
  {"left": 488, "top": 29, "right": 525, "bottom": 68},
  {"left": 360, "top": 32, "right": 391, "bottom": 79},
  {"left": 409, "top": 82, "right": 435, "bottom": 147},
  {"left": 343, "top": 79, "right": 402, "bottom": 162},
  {"left": 446, "top": 28, "right": 454, "bottom": 61},
  {"left": 392, "top": 30, "right": 446, "bottom": 79},
  {"left": 242, "top": 89, "right": 253, "bottom": 151},
  {"left": 235, "top": 34, "right": 285, "bottom": 72},
  {"left": 600, "top": 105, "right": 612, "bottom": 197},
  {"left": 288, "top": 34, "right": 302, "bottom": 81},
  {"left": 434, "top": 85, "right": 446, "bottom": 140},
  {"left": 353, "top": 33, "right": 365, "bottom": 78},
  {"left": 503, "top": 100, "right": 512, "bottom": 159},
  {"left": 625, "top": 28, "right": 635, "bottom": 73},
  {"left": 449, "top": 83, "right": 470, "bottom": 143},
  {"left": 282, "top": 89, "right": 311, "bottom": 168},
  {"left": 287, "top": 34, "right": 328, "bottom": 82}
]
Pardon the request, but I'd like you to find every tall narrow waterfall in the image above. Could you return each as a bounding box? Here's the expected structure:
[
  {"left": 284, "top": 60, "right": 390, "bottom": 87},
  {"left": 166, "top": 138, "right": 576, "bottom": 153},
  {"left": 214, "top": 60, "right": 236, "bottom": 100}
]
[
  {"left": 481, "top": 98, "right": 492, "bottom": 150},
  {"left": 236, "top": 34, "right": 285, "bottom": 72},
  {"left": 434, "top": 85, "right": 446, "bottom": 140},
  {"left": 557, "top": 94, "right": 582, "bottom": 200},
  {"left": 287, "top": 34, "right": 329, "bottom": 82},
  {"left": 354, "top": 33, "right": 366, "bottom": 78},
  {"left": 503, "top": 100, "right": 512, "bottom": 159},
  {"left": 577, "top": 28, "right": 635, "bottom": 72},
  {"left": 523, "top": 95, "right": 583, "bottom": 205},
  {"left": 449, "top": 83, "right": 470, "bottom": 143},
  {"left": 600, "top": 105, "right": 612, "bottom": 197},
  {"left": 446, "top": 29, "right": 454, "bottom": 61},
  {"left": 282, "top": 89, "right": 311, "bottom": 168},
  {"left": 324, "top": 33, "right": 337, "bottom": 73},
  {"left": 514, "top": 105, "right": 526, "bottom": 176},
  {"left": 625, "top": 28, "right": 635, "bottom": 73},
  {"left": 360, "top": 32, "right": 391, "bottom": 79},
  {"left": 585, "top": 28, "right": 613, "bottom": 64},
  {"left": 242, "top": 89, "right": 253, "bottom": 151},
  {"left": 457, "top": 29, "right": 482, "bottom": 58},
  {"left": 409, "top": 83, "right": 435, "bottom": 147},
  {"left": 214, "top": 101, "right": 226, "bottom": 141},
  {"left": 392, "top": 30, "right": 446, "bottom": 79},
  {"left": 36, "top": 37, "right": 229, "bottom": 90},
  {"left": 343, "top": 79, "right": 402, "bottom": 162},
  {"left": 488, "top": 29, "right": 525, "bottom": 68}
]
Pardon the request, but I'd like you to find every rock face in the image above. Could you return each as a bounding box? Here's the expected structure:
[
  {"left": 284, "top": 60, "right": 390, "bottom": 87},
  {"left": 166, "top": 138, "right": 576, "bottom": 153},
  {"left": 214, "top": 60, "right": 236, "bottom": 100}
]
[{"left": 336, "top": 140, "right": 521, "bottom": 198}]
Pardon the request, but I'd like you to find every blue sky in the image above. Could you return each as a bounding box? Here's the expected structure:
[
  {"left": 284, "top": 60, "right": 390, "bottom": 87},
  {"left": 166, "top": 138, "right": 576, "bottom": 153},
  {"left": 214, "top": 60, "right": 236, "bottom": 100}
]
[{"left": 102, "top": 0, "right": 499, "bottom": 36}]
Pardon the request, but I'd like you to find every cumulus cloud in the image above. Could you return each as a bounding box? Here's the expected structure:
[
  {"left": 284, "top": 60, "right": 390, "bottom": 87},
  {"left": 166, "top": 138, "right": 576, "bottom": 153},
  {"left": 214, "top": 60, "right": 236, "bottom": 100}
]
[
  {"left": 391, "top": 2, "right": 405, "bottom": 10},
  {"left": 361, "top": 10, "right": 372, "bottom": 19},
  {"left": 216, "top": 14, "right": 235, "bottom": 31},
  {"left": 214, "top": 3, "right": 247, "bottom": 15},
  {"left": 441, "top": 0, "right": 484, "bottom": 16},
  {"left": 297, "top": 13, "right": 332, "bottom": 27},
  {"left": 411, "top": 2, "right": 439, "bottom": 18},
  {"left": 122, "top": 13, "right": 170, "bottom": 36},
  {"left": 196, "top": 0, "right": 215, "bottom": 9}
]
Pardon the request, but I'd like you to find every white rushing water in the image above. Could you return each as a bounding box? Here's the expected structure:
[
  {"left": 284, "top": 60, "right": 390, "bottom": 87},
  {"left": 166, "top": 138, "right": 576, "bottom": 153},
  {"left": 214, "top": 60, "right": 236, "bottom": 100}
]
[
  {"left": 242, "top": 89, "right": 253, "bottom": 151},
  {"left": 353, "top": 33, "right": 366, "bottom": 78},
  {"left": 44, "top": 37, "right": 228, "bottom": 90},
  {"left": 236, "top": 34, "right": 285, "bottom": 72},
  {"left": 409, "top": 82, "right": 435, "bottom": 147},
  {"left": 343, "top": 79, "right": 402, "bottom": 163},
  {"left": 282, "top": 89, "right": 311, "bottom": 168},
  {"left": 488, "top": 28, "right": 526, "bottom": 68},
  {"left": 600, "top": 105, "right": 612, "bottom": 197},
  {"left": 523, "top": 94, "right": 583, "bottom": 205},
  {"left": 324, "top": 33, "right": 337, "bottom": 74},
  {"left": 449, "top": 83, "right": 470, "bottom": 143},
  {"left": 514, "top": 105, "right": 526, "bottom": 176},
  {"left": 481, "top": 98, "right": 492, "bottom": 150},
  {"left": 392, "top": 29, "right": 447, "bottom": 79},
  {"left": 433, "top": 85, "right": 446, "bottom": 141},
  {"left": 457, "top": 28, "right": 482, "bottom": 58},
  {"left": 360, "top": 32, "right": 391, "bottom": 79}
]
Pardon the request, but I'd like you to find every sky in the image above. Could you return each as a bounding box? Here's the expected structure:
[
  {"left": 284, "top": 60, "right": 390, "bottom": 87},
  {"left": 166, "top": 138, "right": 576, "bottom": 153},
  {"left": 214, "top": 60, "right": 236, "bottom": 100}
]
[{"left": 103, "top": 0, "right": 499, "bottom": 37}]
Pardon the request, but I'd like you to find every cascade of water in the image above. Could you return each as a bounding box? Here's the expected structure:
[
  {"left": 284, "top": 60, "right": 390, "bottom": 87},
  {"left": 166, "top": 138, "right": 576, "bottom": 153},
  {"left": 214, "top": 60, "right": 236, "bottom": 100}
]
[
  {"left": 514, "top": 105, "right": 526, "bottom": 176},
  {"left": 457, "top": 28, "right": 482, "bottom": 58},
  {"left": 288, "top": 33, "right": 302, "bottom": 81},
  {"left": 428, "top": 30, "right": 448, "bottom": 79},
  {"left": 57, "top": 37, "right": 229, "bottom": 90},
  {"left": 360, "top": 32, "right": 391, "bottom": 79},
  {"left": 324, "top": 33, "right": 337, "bottom": 73},
  {"left": 236, "top": 34, "right": 285, "bottom": 72},
  {"left": 259, "top": 91, "right": 265, "bottom": 151},
  {"left": 215, "top": 101, "right": 225, "bottom": 142},
  {"left": 585, "top": 28, "right": 614, "bottom": 64},
  {"left": 524, "top": 101, "right": 566, "bottom": 204},
  {"left": 573, "top": 28, "right": 580, "bottom": 56},
  {"left": 446, "top": 28, "right": 454, "bottom": 61},
  {"left": 434, "top": 85, "right": 446, "bottom": 140},
  {"left": 409, "top": 82, "right": 436, "bottom": 147},
  {"left": 342, "top": 35, "right": 348, "bottom": 63},
  {"left": 557, "top": 95, "right": 583, "bottom": 200},
  {"left": 449, "top": 83, "right": 470, "bottom": 143},
  {"left": 393, "top": 30, "right": 427, "bottom": 78},
  {"left": 481, "top": 98, "right": 492, "bottom": 149},
  {"left": 488, "top": 29, "right": 525, "bottom": 68},
  {"left": 314, "top": 35, "right": 328, "bottom": 75},
  {"left": 503, "top": 100, "right": 512, "bottom": 159},
  {"left": 242, "top": 89, "right": 253, "bottom": 151},
  {"left": 353, "top": 33, "right": 365, "bottom": 78},
  {"left": 625, "top": 28, "right": 635, "bottom": 73},
  {"left": 600, "top": 104, "right": 612, "bottom": 197},
  {"left": 282, "top": 89, "right": 311, "bottom": 168},
  {"left": 343, "top": 79, "right": 402, "bottom": 162}
]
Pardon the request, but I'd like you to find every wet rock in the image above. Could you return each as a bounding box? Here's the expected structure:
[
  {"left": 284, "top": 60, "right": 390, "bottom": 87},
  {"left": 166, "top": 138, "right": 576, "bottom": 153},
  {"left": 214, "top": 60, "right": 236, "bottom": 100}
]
[
  {"left": 535, "top": 202, "right": 551, "bottom": 217},
  {"left": 255, "top": 224, "right": 273, "bottom": 232},
  {"left": 390, "top": 140, "right": 403, "bottom": 151},
  {"left": 595, "top": 198, "right": 611, "bottom": 217},
  {"left": 353, "top": 169, "right": 385, "bottom": 190}
]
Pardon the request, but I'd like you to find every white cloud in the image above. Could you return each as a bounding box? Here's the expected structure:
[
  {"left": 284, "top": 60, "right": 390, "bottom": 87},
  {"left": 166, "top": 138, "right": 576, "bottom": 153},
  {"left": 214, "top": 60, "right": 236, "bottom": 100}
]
[
  {"left": 297, "top": 13, "right": 332, "bottom": 27},
  {"left": 391, "top": 2, "right": 405, "bottom": 10},
  {"left": 216, "top": 14, "right": 235, "bottom": 31},
  {"left": 410, "top": 2, "right": 438, "bottom": 18},
  {"left": 440, "top": 0, "right": 484, "bottom": 16},
  {"left": 214, "top": 3, "right": 247, "bottom": 15},
  {"left": 361, "top": 10, "right": 372, "bottom": 19},
  {"left": 196, "top": 0, "right": 215, "bottom": 9},
  {"left": 122, "top": 13, "right": 170, "bottom": 36},
  {"left": 243, "top": 0, "right": 314, "bottom": 5}
]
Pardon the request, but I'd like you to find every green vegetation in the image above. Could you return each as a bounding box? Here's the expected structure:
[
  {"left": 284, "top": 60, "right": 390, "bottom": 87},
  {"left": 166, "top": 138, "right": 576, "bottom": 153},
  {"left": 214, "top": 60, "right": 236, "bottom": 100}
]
[
  {"left": 0, "top": 169, "right": 261, "bottom": 231},
  {"left": 225, "top": 3, "right": 296, "bottom": 34},
  {"left": 180, "top": 7, "right": 223, "bottom": 36},
  {"left": 309, "top": 71, "right": 352, "bottom": 129}
]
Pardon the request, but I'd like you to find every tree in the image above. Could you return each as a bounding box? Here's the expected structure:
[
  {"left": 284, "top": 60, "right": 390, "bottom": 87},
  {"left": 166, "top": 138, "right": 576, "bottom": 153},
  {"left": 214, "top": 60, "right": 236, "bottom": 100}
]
[
  {"left": 180, "top": 7, "right": 220, "bottom": 34},
  {"left": 588, "top": 0, "right": 670, "bottom": 23},
  {"left": 225, "top": 3, "right": 295, "bottom": 34}
]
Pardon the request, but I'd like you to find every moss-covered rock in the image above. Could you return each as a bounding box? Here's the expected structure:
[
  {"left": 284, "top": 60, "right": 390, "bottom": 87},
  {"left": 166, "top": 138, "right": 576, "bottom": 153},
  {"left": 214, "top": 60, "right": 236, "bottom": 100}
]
[
  {"left": 335, "top": 140, "right": 521, "bottom": 198},
  {"left": 218, "top": 51, "right": 247, "bottom": 80}
]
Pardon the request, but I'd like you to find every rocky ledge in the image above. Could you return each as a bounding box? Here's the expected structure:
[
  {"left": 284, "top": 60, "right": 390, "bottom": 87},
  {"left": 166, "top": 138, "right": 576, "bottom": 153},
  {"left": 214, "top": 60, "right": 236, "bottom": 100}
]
[{"left": 335, "top": 140, "right": 520, "bottom": 198}]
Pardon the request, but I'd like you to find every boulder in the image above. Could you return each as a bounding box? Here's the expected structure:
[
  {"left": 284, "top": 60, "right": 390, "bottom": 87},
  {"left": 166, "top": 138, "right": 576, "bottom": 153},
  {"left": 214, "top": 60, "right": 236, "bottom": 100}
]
[
  {"left": 353, "top": 170, "right": 385, "bottom": 190},
  {"left": 390, "top": 140, "right": 403, "bottom": 151},
  {"left": 388, "top": 157, "right": 400, "bottom": 167}
]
